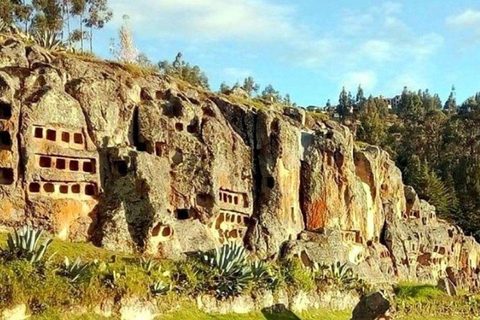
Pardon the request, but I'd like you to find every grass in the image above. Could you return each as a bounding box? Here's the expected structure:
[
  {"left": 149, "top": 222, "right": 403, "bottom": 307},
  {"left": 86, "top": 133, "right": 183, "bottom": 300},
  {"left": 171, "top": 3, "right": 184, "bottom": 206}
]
[
  {"left": 0, "top": 232, "right": 479, "bottom": 320},
  {"left": 395, "top": 282, "right": 445, "bottom": 302}
]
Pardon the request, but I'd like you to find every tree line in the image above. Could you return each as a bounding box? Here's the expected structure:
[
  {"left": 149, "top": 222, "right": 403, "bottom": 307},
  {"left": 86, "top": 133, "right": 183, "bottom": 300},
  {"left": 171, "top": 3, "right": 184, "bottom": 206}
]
[
  {"left": 340, "top": 85, "right": 480, "bottom": 239},
  {"left": 219, "top": 77, "right": 293, "bottom": 106}
]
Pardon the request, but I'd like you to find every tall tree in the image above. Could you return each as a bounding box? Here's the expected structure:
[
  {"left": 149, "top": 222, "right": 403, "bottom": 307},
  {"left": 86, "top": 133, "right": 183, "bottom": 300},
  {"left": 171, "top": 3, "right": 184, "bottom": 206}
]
[
  {"left": 241, "top": 77, "right": 259, "bottom": 96},
  {"left": 31, "top": 0, "right": 63, "bottom": 32},
  {"left": 337, "top": 86, "right": 349, "bottom": 120},
  {"left": 444, "top": 85, "right": 457, "bottom": 114},
  {"left": 261, "top": 85, "right": 280, "bottom": 102},
  {"left": 356, "top": 84, "right": 366, "bottom": 110},
  {"left": 83, "top": 0, "right": 112, "bottom": 52},
  {"left": 70, "top": 0, "right": 88, "bottom": 50}
]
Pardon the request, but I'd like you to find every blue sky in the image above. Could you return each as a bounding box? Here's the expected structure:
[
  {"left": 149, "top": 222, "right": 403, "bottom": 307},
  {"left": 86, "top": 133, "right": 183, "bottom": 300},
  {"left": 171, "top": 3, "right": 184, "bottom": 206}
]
[{"left": 90, "top": 0, "right": 480, "bottom": 107}]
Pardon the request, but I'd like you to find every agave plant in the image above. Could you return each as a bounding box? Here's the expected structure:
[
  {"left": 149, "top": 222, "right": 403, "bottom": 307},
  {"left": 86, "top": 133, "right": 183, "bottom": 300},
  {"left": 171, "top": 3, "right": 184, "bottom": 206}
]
[
  {"left": 199, "top": 243, "right": 248, "bottom": 273},
  {"left": 150, "top": 280, "right": 171, "bottom": 297},
  {"left": 3, "top": 226, "right": 53, "bottom": 263},
  {"left": 59, "top": 257, "right": 89, "bottom": 283},
  {"left": 140, "top": 257, "right": 158, "bottom": 274},
  {"left": 35, "top": 31, "right": 65, "bottom": 51},
  {"left": 199, "top": 243, "right": 253, "bottom": 299}
]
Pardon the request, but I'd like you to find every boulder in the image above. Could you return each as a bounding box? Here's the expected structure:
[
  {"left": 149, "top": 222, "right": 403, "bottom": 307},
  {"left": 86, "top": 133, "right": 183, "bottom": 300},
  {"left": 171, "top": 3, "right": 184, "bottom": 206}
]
[{"left": 351, "top": 292, "right": 392, "bottom": 320}]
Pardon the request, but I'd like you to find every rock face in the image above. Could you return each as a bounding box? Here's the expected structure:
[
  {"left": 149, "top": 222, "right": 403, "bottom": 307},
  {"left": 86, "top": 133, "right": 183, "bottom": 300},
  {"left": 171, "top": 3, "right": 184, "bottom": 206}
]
[{"left": 1, "top": 34, "right": 480, "bottom": 290}]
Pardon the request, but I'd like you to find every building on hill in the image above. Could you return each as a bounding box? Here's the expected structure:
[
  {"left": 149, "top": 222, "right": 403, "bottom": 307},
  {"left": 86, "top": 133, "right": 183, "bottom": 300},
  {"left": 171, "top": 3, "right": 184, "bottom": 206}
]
[{"left": 384, "top": 95, "right": 402, "bottom": 110}]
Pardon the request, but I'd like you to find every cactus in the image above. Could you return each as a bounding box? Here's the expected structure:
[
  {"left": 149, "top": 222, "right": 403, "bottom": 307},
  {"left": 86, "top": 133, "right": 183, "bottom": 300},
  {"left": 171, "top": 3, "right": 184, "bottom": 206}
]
[{"left": 3, "top": 226, "right": 53, "bottom": 263}]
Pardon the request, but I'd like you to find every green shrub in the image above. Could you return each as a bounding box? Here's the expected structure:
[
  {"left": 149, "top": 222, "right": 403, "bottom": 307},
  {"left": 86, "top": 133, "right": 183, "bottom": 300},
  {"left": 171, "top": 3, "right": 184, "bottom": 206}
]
[{"left": 281, "top": 258, "right": 315, "bottom": 293}]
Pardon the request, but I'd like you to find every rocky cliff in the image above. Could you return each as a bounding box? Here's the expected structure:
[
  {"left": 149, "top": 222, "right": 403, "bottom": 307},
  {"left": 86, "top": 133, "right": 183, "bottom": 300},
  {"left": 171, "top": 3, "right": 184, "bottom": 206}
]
[{"left": 0, "top": 34, "right": 479, "bottom": 290}]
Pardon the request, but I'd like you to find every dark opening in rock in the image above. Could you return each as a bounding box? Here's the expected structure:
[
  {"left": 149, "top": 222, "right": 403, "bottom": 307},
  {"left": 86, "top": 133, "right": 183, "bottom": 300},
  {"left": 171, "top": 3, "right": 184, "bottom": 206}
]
[
  {"left": 0, "top": 102, "right": 12, "bottom": 120},
  {"left": 61, "top": 132, "right": 70, "bottom": 143},
  {"left": 175, "top": 123, "right": 184, "bottom": 132},
  {"left": 46, "top": 129, "right": 56, "bottom": 141},
  {"left": 85, "top": 184, "right": 96, "bottom": 196},
  {"left": 114, "top": 161, "right": 128, "bottom": 176},
  {"left": 0, "top": 131, "right": 12, "bottom": 149},
  {"left": 270, "top": 119, "right": 279, "bottom": 132},
  {"left": 175, "top": 209, "right": 192, "bottom": 220},
  {"left": 136, "top": 142, "right": 147, "bottom": 152},
  {"left": 266, "top": 176, "right": 275, "bottom": 189},
  {"left": 39, "top": 156, "right": 52, "bottom": 168},
  {"left": 69, "top": 160, "right": 79, "bottom": 171},
  {"left": 0, "top": 168, "right": 13, "bottom": 185},
  {"left": 71, "top": 184, "right": 80, "bottom": 194},
  {"left": 83, "top": 160, "right": 95, "bottom": 173},
  {"left": 59, "top": 185, "right": 68, "bottom": 194},
  {"left": 73, "top": 133, "right": 83, "bottom": 144},
  {"left": 29, "top": 182, "right": 40, "bottom": 193},
  {"left": 152, "top": 223, "right": 162, "bottom": 236},
  {"left": 34, "top": 127, "right": 43, "bottom": 138},
  {"left": 44, "top": 183, "right": 55, "bottom": 193},
  {"left": 162, "top": 226, "right": 172, "bottom": 237},
  {"left": 56, "top": 158, "right": 66, "bottom": 170},
  {"left": 196, "top": 193, "right": 214, "bottom": 207}
]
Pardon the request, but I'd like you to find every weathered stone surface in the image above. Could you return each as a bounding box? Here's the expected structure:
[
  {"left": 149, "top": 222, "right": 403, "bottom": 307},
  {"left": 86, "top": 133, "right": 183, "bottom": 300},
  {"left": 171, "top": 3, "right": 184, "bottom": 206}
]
[{"left": 1, "top": 34, "right": 480, "bottom": 289}]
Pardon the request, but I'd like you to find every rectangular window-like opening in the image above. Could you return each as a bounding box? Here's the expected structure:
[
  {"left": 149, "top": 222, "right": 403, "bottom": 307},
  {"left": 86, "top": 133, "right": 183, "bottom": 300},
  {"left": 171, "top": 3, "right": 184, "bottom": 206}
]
[
  {"left": 34, "top": 127, "right": 43, "bottom": 138},
  {"left": 83, "top": 160, "right": 95, "bottom": 173},
  {"left": 85, "top": 184, "right": 97, "bottom": 196},
  {"left": 29, "top": 182, "right": 40, "bottom": 193},
  {"left": 56, "top": 158, "right": 66, "bottom": 170},
  {"left": 73, "top": 133, "right": 83, "bottom": 144},
  {"left": 46, "top": 129, "right": 56, "bottom": 141},
  {"left": 0, "top": 102, "right": 12, "bottom": 120},
  {"left": 0, "top": 131, "right": 12, "bottom": 149},
  {"left": 59, "top": 185, "right": 68, "bottom": 194},
  {"left": 43, "top": 183, "right": 55, "bottom": 193},
  {"left": 69, "top": 160, "right": 79, "bottom": 171},
  {"left": 175, "top": 123, "right": 184, "bottom": 132},
  {"left": 71, "top": 184, "right": 80, "bottom": 194},
  {"left": 234, "top": 196, "right": 239, "bottom": 205},
  {"left": 61, "top": 132, "right": 70, "bottom": 143},
  {"left": 39, "top": 156, "right": 52, "bottom": 168},
  {"left": 0, "top": 168, "right": 14, "bottom": 185},
  {"left": 175, "top": 209, "right": 192, "bottom": 220}
]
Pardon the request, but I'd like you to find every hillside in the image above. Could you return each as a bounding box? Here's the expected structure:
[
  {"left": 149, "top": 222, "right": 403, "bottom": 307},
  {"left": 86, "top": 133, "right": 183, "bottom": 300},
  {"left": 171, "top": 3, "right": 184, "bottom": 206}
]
[{"left": 0, "top": 32, "right": 480, "bottom": 318}]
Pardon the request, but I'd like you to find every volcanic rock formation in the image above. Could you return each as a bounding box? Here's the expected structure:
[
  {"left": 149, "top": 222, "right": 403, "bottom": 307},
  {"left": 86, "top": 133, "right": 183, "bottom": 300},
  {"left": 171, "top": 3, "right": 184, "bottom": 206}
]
[{"left": 0, "top": 34, "right": 479, "bottom": 290}]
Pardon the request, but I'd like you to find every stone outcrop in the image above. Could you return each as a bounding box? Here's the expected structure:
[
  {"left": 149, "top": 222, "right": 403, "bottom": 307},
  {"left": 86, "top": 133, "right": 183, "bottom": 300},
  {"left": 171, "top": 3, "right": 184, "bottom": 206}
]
[{"left": 1, "top": 33, "right": 480, "bottom": 290}]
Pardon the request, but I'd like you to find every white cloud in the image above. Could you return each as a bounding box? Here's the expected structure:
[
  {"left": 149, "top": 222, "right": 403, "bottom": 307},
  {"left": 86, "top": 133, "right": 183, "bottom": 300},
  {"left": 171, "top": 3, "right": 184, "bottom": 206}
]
[
  {"left": 447, "top": 9, "right": 480, "bottom": 28},
  {"left": 108, "top": 0, "right": 334, "bottom": 67},
  {"left": 361, "top": 40, "right": 392, "bottom": 62},
  {"left": 342, "top": 71, "right": 378, "bottom": 91}
]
